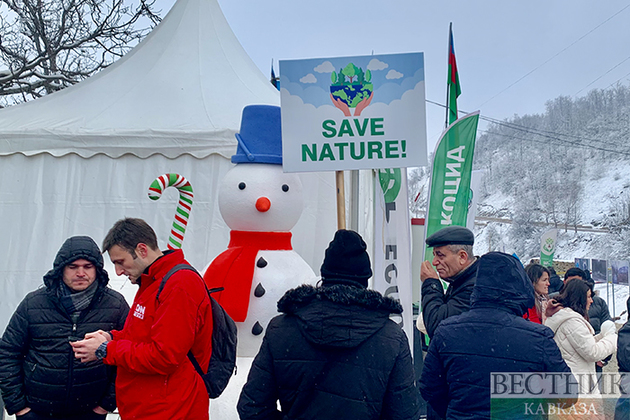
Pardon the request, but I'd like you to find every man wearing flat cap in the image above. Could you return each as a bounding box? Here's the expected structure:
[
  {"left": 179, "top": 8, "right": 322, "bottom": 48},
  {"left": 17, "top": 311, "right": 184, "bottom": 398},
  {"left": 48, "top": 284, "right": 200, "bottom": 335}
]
[{"left": 420, "top": 225, "right": 479, "bottom": 339}]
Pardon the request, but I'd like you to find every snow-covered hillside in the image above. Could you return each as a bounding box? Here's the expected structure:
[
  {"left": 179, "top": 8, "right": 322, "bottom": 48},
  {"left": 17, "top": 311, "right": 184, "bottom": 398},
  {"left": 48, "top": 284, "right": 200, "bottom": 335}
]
[{"left": 409, "top": 84, "right": 630, "bottom": 264}]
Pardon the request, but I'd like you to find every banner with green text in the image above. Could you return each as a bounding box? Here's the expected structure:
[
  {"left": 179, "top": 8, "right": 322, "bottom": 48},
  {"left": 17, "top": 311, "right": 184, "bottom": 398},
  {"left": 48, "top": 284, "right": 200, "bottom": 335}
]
[
  {"left": 374, "top": 168, "right": 413, "bottom": 347},
  {"left": 279, "top": 53, "right": 427, "bottom": 172},
  {"left": 423, "top": 112, "right": 479, "bottom": 261}
]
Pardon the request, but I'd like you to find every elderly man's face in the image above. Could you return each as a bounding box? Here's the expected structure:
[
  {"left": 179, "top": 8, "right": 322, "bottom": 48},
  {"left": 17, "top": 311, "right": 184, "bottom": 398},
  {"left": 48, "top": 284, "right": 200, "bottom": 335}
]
[
  {"left": 63, "top": 259, "right": 97, "bottom": 292},
  {"left": 432, "top": 246, "right": 469, "bottom": 279}
]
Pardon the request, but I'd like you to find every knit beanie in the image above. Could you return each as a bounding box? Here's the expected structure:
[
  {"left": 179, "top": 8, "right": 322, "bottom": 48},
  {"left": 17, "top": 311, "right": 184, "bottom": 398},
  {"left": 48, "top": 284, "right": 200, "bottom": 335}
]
[{"left": 320, "top": 230, "right": 372, "bottom": 288}]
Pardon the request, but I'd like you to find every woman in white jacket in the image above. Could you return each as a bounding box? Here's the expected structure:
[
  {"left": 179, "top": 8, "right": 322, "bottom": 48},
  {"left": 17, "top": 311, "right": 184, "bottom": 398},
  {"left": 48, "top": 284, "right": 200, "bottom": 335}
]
[{"left": 545, "top": 278, "right": 616, "bottom": 419}]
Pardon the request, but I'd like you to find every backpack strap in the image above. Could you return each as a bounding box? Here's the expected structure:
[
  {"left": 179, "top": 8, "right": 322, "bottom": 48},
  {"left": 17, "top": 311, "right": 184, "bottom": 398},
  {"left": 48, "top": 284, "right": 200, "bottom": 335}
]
[
  {"left": 156, "top": 263, "right": 199, "bottom": 303},
  {"left": 187, "top": 287, "right": 227, "bottom": 377},
  {"left": 154, "top": 263, "right": 229, "bottom": 382}
]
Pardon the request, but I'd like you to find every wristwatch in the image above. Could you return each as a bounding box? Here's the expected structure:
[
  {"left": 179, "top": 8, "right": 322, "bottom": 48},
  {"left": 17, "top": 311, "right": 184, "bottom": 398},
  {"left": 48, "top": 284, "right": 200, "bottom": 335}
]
[{"left": 96, "top": 342, "right": 108, "bottom": 361}]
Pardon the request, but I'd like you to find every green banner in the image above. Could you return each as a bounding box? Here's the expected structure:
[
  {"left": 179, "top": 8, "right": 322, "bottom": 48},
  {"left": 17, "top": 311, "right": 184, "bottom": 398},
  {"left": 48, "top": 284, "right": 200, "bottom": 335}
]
[
  {"left": 424, "top": 112, "right": 480, "bottom": 261},
  {"left": 540, "top": 229, "right": 558, "bottom": 267}
]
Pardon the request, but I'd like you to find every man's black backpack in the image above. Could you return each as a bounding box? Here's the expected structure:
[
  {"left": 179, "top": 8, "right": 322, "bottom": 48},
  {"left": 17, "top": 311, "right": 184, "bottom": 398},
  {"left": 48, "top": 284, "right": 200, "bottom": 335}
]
[{"left": 156, "top": 263, "right": 237, "bottom": 399}]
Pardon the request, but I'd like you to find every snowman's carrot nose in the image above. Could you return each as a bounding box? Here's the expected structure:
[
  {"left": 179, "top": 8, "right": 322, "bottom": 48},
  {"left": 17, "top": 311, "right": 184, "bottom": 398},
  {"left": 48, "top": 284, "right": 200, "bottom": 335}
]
[{"left": 256, "top": 197, "right": 271, "bottom": 212}]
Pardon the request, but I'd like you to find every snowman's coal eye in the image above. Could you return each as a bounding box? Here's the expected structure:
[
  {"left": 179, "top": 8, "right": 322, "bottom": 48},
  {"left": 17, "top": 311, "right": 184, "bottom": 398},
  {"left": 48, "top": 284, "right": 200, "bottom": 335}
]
[
  {"left": 238, "top": 182, "right": 246, "bottom": 190},
  {"left": 282, "top": 184, "right": 289, "bottom": 192}
]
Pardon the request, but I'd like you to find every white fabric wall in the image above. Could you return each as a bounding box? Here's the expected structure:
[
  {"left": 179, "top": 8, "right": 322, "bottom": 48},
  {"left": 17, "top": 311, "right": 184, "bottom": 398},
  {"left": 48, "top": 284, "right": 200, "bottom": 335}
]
[{"left": 0, "top": 153, "right": 338, "bottom": 331}]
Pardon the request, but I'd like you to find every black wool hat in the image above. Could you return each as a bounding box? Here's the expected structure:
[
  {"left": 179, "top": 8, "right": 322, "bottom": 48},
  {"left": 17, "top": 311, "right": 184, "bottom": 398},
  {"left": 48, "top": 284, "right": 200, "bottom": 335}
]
[
  {"left": 425, "top": 226, "right": 474, "bottom": 248},
  {"left": 320, "top": 230, "right": 372, "bottom": 288}
]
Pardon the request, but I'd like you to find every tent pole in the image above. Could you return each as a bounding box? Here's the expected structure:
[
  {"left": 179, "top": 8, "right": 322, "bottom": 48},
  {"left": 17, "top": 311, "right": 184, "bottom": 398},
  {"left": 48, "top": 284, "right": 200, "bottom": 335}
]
[{"left": 336, "top": 170, "right": 346, "bottom": 230}]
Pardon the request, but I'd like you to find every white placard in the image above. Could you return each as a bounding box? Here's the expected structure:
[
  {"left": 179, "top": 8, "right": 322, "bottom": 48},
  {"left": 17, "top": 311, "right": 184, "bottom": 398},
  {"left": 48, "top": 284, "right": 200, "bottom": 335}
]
[{"left": 280, "top": 53, "right": 427, "bottom": 172}]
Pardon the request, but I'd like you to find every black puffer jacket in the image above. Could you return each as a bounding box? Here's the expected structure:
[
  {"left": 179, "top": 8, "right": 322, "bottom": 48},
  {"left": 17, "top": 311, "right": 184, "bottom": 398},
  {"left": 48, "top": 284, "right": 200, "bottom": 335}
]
[
  {"left": 0, "top": 236, "right": 129, "bottom": 416},
  {"left": 237, "top": 284, "right": 420, "bottom": 420},
  {"left": 588, "top": 294, "right": 612, "bottom": 334},
  {"left": 617, "top": 297, "right": 630, "bottom": 373}
]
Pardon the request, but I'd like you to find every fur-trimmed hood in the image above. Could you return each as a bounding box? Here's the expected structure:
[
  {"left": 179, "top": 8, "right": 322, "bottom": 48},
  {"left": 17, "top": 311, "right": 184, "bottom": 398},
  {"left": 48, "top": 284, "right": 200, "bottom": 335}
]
[{"left": 277, "top": 284, "right": 402, "bottom": 349}]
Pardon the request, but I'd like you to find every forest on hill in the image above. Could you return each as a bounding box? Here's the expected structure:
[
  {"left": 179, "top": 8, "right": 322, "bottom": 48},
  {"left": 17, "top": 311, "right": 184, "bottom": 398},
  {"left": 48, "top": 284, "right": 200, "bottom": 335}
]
[{"left": 410, "top": 83, "right": 630, "bottom": 261}]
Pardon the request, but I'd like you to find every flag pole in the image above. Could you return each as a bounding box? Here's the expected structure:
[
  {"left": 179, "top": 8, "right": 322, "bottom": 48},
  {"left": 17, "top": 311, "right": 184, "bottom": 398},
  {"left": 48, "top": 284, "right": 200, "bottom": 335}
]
[{"left": 445, "top": 22, "right": 452, "bottom": 130}]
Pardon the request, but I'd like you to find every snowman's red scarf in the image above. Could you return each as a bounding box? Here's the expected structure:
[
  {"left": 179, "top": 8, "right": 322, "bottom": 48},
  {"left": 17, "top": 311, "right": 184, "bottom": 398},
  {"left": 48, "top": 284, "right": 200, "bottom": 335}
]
[{"left": 203, "top": 230, "right": 293, "bottom": 322}]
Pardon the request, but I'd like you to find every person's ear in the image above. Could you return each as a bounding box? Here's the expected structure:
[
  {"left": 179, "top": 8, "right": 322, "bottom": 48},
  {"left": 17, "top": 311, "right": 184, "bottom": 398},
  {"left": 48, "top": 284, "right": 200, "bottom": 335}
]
[{"left": 135, "top": 243, "right": 149, "bottom": 259}]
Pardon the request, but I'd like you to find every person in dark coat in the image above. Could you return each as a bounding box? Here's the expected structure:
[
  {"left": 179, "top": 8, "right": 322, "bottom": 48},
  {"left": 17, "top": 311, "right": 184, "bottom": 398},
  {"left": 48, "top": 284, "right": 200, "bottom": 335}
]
[
  {"left": 615, "top": 297, "right": 630, "bottom": 419},
  {"left": 420, "top": 226, "right": 479, "bottom": 340},
  {"left": 420, "top": 226, "right": 479, "bottom": 420},
  {"left": 588, "top": 288, "right": 612, "bottom": 334},
  {"left": 237, "top": 229, "right": 420, "bottom": 420},
  {"left": 547, "top": 267, "right": 563, "bottom": 294},
  {"left": 585, "top": 272, "right": 612, "bottom": 335},
  {"left": 419, "top": 252, "right": 574, "bottom": 419},
  {"left": 0, "top": 236, "right": 129, "bottom": 420}
]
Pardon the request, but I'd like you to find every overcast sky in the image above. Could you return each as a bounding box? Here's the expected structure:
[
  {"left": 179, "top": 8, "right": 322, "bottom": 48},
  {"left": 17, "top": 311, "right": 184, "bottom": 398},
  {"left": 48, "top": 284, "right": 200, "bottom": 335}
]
[{"left": 156, "top": 0, "right": 630, "bottom": 154}]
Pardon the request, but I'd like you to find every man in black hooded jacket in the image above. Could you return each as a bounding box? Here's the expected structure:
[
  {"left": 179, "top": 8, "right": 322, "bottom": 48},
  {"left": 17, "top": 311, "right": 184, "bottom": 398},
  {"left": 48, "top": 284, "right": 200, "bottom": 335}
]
[
  {"left": 237, "top": 229, "right": 420, "bottom": 420},
  {"left": 0, "top": 236, "right": 129, "bottom": 419},
  {"left": 420, "top": 252, "right": 574, "bottom": 419}
]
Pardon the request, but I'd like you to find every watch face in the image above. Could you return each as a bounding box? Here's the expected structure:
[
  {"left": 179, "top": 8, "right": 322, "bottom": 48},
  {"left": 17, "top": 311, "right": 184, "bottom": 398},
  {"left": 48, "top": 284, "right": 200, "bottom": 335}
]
[{"left": 96, "top": 342, "right": 107, "bottom": 360}]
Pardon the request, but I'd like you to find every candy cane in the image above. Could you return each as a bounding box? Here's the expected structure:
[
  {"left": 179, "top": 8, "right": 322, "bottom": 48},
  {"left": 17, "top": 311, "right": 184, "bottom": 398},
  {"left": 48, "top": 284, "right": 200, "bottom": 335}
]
[{"left": 148, "top": 174, "right": 194, "bottom": 250}]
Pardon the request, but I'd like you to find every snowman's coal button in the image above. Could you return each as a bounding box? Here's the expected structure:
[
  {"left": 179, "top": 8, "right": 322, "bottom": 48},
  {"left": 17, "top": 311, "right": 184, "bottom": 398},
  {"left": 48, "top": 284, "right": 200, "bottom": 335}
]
[
  {"left": 254, "top": 283, "right": 265, "bottom": 297},
  {"left": 252, "top": 322, "right": 264, "bottom": 336},
  {"left": 256, "top": 257, "right": 268, "bottom": 268}
]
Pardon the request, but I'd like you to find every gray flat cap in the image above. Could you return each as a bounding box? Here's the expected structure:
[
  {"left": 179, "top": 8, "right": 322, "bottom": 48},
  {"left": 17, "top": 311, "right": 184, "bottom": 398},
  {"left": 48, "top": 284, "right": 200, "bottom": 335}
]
[{"left": 426, "top": 226, "right": 474, "bottom": 247}]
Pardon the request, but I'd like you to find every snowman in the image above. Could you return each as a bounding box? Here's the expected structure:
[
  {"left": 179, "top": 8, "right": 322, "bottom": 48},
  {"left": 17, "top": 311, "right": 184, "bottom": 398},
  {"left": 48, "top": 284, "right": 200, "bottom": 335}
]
[{"left": 204, "top": 105, "right": 316, "bottom": 419}]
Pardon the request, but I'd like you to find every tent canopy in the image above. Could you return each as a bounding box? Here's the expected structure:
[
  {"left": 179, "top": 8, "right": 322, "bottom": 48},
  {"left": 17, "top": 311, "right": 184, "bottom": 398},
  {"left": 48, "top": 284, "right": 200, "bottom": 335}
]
[
  {"left": 0, "top": 0, "right": 279, "bottom": 158},
  {"left": 0, "top": 0, "right": 338, "bottom": 332}
]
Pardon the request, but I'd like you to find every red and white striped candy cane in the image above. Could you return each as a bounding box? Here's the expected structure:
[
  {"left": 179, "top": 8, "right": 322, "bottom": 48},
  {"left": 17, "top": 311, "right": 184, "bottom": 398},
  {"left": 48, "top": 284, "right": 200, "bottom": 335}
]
[{"left": 148, "top": 174, "right": 194, "bottom": 250}]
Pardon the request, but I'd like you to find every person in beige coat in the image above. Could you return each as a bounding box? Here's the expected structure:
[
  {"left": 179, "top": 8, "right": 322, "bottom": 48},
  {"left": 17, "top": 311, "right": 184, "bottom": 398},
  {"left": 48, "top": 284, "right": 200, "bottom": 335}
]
[{"left": 545, "top": 278, "right": 617, "bottom": 419}]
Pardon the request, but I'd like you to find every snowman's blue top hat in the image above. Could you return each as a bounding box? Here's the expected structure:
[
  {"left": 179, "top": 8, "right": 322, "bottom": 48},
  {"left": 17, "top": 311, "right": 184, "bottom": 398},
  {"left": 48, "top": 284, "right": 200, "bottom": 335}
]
[{"left": 233, "top": 105, "right": 282, "bottom": 164}]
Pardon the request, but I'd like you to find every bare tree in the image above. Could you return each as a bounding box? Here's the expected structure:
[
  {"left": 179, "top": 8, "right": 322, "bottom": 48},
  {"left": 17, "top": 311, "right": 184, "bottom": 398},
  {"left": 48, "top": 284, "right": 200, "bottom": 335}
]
[
  {"left": 0, "top": 0, "right": 161, "bottom": 106},
  {"left": 408, "top": 166, "right": 430, "bottom": 218}
]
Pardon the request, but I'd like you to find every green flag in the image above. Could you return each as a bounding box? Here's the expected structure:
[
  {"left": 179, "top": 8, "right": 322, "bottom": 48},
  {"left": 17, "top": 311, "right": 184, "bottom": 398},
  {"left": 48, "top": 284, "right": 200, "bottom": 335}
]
[
  {"left": 447, "top": 23, "right": 461, "bottom": 126},
  {"left": 540, "top": 229, "right": 558, "bottom": 267},
  {"left": 424, "top": 112, "right": 479, "bottom": 261}
]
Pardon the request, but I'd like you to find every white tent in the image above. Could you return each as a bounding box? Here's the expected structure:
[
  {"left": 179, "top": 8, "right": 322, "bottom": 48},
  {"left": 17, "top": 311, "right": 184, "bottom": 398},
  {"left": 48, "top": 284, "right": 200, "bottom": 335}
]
[{"left": 0, "top": 0, "right": 337, "bottom": 330}]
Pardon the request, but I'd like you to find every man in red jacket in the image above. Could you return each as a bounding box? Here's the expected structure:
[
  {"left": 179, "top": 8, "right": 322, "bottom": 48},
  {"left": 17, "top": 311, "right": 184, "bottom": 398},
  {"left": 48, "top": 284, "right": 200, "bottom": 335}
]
[{"left": 72, "top": 218, "right": 213, "bottom": 420}]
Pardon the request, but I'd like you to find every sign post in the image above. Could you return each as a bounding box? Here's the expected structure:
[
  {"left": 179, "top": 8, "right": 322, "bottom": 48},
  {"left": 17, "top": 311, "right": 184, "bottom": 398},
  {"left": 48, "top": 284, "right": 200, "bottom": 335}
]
[
  {"left": 280, "top": 53, "right": 427, "bottom": 344},
  {"left": 336, "top": 171, "right": 346, "bottom": 230}
]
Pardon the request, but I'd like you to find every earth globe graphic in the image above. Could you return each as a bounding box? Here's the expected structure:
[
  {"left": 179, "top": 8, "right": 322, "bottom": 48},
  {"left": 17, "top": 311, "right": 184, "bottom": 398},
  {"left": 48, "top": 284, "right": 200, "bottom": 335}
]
[{"left": 330, "top": 83, "right": 373, "bottom": 108}]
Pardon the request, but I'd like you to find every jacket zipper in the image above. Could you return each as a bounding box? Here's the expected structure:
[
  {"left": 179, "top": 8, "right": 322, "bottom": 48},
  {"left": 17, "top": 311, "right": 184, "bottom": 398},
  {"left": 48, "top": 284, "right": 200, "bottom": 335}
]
[
  {"left": 65, "top": 288, "right": 104, "bottom": 408},
  {"left": 66, "top": 322, "right": 77, "bottom": 407}
]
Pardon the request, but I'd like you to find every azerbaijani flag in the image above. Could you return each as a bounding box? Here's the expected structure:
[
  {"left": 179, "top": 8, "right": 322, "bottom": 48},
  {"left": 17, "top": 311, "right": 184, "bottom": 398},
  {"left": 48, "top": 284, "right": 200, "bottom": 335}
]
[{"left": 447, "top": 23, "right": 461, "bottom": 125}]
